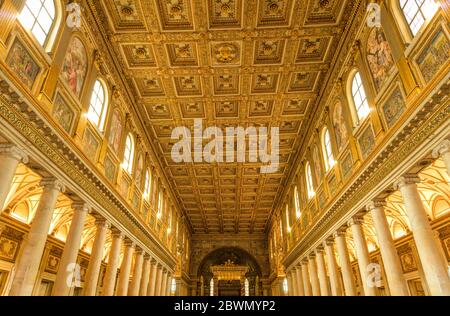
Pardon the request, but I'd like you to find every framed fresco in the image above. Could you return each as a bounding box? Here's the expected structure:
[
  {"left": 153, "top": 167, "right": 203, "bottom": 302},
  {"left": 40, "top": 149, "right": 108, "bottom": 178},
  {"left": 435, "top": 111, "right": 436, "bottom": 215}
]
[
  {"left": 415, "top": 26, "right": 450, "bottom": 84},
  {"left": 60, "top": 36, "right": 88, "bottom": 98},
  {"left": 379, "top": 84, "right": 406, "bottom": 129},
  {"left": 332, "top": 101, "right": 349, "bottom": 154},
  {"left": 52, "top": 91, "right": 77, "bottom": 134},
  {"left": 107, "top": 108, "right": 124, "bottom": 154},
  {"left": 103, "top": 154, "right": 117, "bottom": 183},
  {"left": 340, "top": 151, "right": 353, "bottom": 180},
  {"left": 357, "top": 124, "right": 376, "bottom": 160},
  {"left": 6, "top": 37, "right": 41, "bottom": 90},
  {"left": 366, "top": 27, "right": 395, "bottom": 91},
  {"left": 82, "top": 126, "right": 100, "bottom": 161}
]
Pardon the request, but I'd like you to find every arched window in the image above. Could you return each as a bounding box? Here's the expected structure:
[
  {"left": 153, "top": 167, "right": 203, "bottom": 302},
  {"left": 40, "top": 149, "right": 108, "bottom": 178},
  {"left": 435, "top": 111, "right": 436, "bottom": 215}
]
[
  {"left": 294, "top": 186, "right": 301, "bottom": 219},
  {"left": 282, "top": 277, "right": 288, "bottom": 294},
  {"left": 87, "top": 80, "right": 108, "bottom": 131},
  {"left": 122, "top": 134, "right": 134, "bottom": 174},
  {"left": 244, "top": 278, "right": 250, "bottom": 296},
  {"left": 400, "top": 0, "right": 439, "bottom": 36},
  {"left": 157, "top": 190, "right": 163, "bottom": 219},
  {"left": 19, "top": 0, "right": 57, "bottom": 46},
  {"left": 322, "top": 128, "right": 335, "bottom": 171},
  {"left": 285, "top": 204, "right": 291, "bottom": 233},
  {"left": 306, "top": 162, "right": 315, "bottom": 199},
  {"left": 210, "top": 278, "right": 214, "bottom": 296},
  {"left": 143, "top": 169, "right": 152, "bottom": 200},
  {"left": 351, "top": 72, "right": 370, "bottom": 123}
]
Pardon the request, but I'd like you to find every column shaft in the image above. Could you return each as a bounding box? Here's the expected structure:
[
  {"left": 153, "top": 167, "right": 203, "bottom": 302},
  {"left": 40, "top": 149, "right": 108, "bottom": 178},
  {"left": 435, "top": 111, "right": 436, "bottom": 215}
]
[
  {"left": 154, "top": 265, "right": 163, "bottom": 296},
  {"left": 287, "top": 271, "right": 294, "bottom": 296},
  {"left": 129, "top": 249, "right": 144, "bottom": 296},
  {"left": 9, "top": 179, "right": 64, "bottom": 296},
  {"left": 316, "top": 249, "right": 330, "bottom": 296},
  {"left": 160, "top": 270, "right": 168, "bottom": 296},
  {"left": 0, "top": 145, "right": 28, "bottom": 212},
  {"left": 324, "top": 240, "right": 343, "bottom": 296},
  {"left": 52, "top": 203, "right": 89, "bottom": 296},
  {"left": 396, "top": 176, "right": 450, "bottom": 296},
  {"left": 116, "top": 241, "right": 134, "bottom": 296},
  {"left": 335, "top": 231, "right": 357, "bottom": 296},
  {"left": 139, "top": 256, "right": 151, "bottom": 296},
  {"left": 301, "top": 261, "right": 312, "bottom": 296},
  {"left": 147, "top": 261, "right": 158, "bottom": 296},
  {"left": 369, "top": 201, "right": 409, "bottom": 296},
  {"left": 102, "top": 231, "right": 123, "bottom": 296},
  {"left": 83, "top": 219, "right": 108, "bottom": 296},
  {"left": 350, "top": 218, "right": 377, "bottom": 296},
  {"left": 295, "top": 266, "right": 305, "bottom": 296},
  {"left": 309, "top": 255, "right": 321, "bottom": 296}
]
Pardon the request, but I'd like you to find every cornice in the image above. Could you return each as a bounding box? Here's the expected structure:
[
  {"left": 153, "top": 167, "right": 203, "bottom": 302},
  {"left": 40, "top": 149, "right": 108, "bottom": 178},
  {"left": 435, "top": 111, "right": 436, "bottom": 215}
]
[
  {"left": 0, "top": 71, "right": 177, "bottom": 269},
  {"left": 283, "top": 78, "right": 450, "bottom": 268}
]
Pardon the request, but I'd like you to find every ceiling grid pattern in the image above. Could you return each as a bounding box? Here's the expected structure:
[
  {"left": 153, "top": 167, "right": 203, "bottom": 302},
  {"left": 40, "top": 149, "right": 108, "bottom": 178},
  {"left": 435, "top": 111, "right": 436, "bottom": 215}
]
[{"left": 93, "top": 0, "right": 353, "bottom": 234}]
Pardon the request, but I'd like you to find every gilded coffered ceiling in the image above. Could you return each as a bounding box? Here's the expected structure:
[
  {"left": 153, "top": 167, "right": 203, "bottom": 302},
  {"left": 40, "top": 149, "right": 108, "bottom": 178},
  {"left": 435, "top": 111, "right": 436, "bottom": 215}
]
[{"left": 87, "top": 0, "right": 357, "bottom": 234}]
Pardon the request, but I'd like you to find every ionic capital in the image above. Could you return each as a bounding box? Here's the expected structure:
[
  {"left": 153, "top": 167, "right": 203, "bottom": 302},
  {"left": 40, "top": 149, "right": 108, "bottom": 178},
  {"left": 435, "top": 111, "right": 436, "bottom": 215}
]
[
  {"left": 72, "top": 202, "right": 90, "bottom": 214},
  {"left": 110, "top": 227, "right": 124, "bottom": 239},
  {"left": 432, "top": 139, "right": 450, "bottom": 158},
  {"left": 366, "top": 199, "right": 386, "bottom": 211},
  {"left": 347, "top": 216, "right": 364, "bottom": 227},
  {"left": 135, "top": 247, "right": 143, "bottom": 255},
  {"left": 393, "top": 174, "right": 421, "bottom": 190},
  {"left": 144, "top": 253, "right": 151, "bottom": 260},
  {"left": 94, "top": 217, "right": 109, "bottom": 228},
  {"left": 40, "top": 178, "right": 65, "bottom": 193},
  {"left": 315, "top": 246, "right": 325, "bottom": 254},
  {"left": 308, "top": 253, "right": 316, "bottom": 259},
  {"left": 324, "top": 238, "right": 334, "bottom": 247},
  {"left": 123, "top": 238, "right": 135, "bottom": 248},
  {"left": 0, "top": 144, "right": 28, "bottom": 163},
  {"left": 333, "top": 227, "right": 347, "bottom": 238}
]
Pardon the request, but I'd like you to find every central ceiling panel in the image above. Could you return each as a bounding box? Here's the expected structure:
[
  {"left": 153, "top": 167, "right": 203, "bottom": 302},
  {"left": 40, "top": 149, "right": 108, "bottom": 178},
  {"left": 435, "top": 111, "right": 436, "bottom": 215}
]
[{"left": 91, "top": 0, "right": 355, "bottom": 234}]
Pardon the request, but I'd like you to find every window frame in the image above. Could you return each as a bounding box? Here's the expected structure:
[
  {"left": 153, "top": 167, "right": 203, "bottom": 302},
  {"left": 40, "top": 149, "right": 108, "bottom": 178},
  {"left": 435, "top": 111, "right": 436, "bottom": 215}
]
[
  {"left": 293, "top": 186, "right": 301, "bottom": 219},
  {"left": 143, "top": 168, "right": 152, "bottom": 200},
  {"left": 322, "top": 127, "right": 335, "bottom": 172},
  {"left": 306, "top": 162, "right": 315, "bottom": 199},
  {"left": 87, "top": 79, "right": 109, "bottom": 132},
  {"left": 122, "top": 133, "right": 135, "bottom": 175},
  {"left": 399, "top": 0, "right": 439, "bottom": 37},
  {"left": 18, "top": 0, "right": 62, "bottom": 52}
]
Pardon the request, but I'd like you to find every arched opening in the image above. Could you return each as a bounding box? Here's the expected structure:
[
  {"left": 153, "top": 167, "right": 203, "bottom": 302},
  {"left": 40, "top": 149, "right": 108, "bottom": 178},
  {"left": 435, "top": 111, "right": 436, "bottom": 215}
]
[{"left": 197, "top": 247, "right": 262, "bottom": 296}]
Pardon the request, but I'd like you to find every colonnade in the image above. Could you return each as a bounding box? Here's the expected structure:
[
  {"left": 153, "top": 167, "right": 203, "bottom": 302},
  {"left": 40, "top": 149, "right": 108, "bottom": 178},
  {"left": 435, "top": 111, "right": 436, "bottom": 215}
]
[
  {"left": 0, "top": 143, "right": 174, "bottom": 296},
  {"left": 285, "top": 140, "right": 450, "bottom": 296}
]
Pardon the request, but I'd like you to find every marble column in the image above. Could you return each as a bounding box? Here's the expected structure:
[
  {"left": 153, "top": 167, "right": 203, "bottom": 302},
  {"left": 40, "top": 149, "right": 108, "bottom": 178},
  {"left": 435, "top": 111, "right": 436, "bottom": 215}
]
[
  {"left": 316, "top": 247, "right": 330, "bottom": 296},
  {"left": 324, "top": 239, "right": 343, "bottom": 296},
  {"left": 116, "top": 240, "right": 135, "bottom": 296},
  {"left": 129, "top": 248, "right": 144, "bottom": 296},
  {"left": 166, "top": 273, "right": 172, "bottom": 296},
  {"left": 9, "top": 179, "right": 64, "bottom": 296},
  {"left": 0, "top": 144, "right": 28, "bottom": 212},
  {"left": 432, "top": 139, "right": 450, "bottom": 176},
  {"left": 294, "top": 266, "right": 305, "bottom": 296},
  {"left": 147, "top": 260, "right": 158, "bottom": 296},
  {"left": 291, "top": 270, "right": 298, "bottom": 296},
  {"left": 301, "top": 259, "right": 312, "bottom": 296},
  {"left": 154, "top": 264, "right": 163, "bottom": 296},
  {"left": 287, "top": 271, "right": 294, "bottom": 296},
  {"left": 395, "top": 175, "right": 450, "bottom": 296},
  {"left": 52, "top": 202, "right": 89, "bottom": 296},
  {"left": 349, "top": 216, "right": 377, "bottom": 296},
  {"left": 334, "top": 230, "right": 356, "bottom": 296},
  {"left": 368, "top": 200, "right": 409, "bottom": 296},
  {"left": 83, "top": 218, "right": 108, "bottom": 296},
  {"left": 160, "top": 268, "right": 168, "bottom": 296},
  {"left": 102, "top": 229, "right": 123, "bottom": 296},
  {"left": 308, "top": 254, "right": 321, "bottom": 296},
  {"left": 139, "top": 255, "right": 151, "bottom": 296}
]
